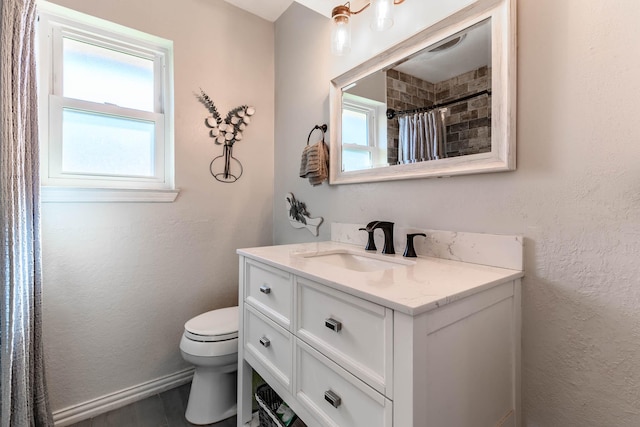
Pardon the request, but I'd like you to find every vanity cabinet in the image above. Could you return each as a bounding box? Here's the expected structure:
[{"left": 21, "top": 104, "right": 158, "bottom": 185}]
[{"left": 237, "top": 243, "right": 522, "bottom": 427}]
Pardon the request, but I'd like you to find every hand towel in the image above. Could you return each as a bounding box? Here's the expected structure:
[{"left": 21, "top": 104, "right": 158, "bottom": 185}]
[{"left": 299, "top": 140, "right": 329, "bottom": 186}]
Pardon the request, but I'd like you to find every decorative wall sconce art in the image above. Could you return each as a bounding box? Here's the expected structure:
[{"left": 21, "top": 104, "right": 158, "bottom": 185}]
[
  {"left": 197, "top": 89, "right": 255, "bottom": 183},
  {"left": 331, "top": 0, "right": 405, "bottom": 55},
  {"left": 286, "top": 193, "right": 323, "bottom": 236}
]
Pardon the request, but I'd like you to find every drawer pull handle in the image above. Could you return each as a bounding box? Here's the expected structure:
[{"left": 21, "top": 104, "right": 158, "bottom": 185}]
[
  {"left": 259, "top": 337, "right": 271, "bottom": 348},
  {"left": 324, "top": 390, "right": 342, "bottom": 408},
  {"left": 325, "top": 318, "right": 342, "bottom": 332},
  {"left": 259, "top": 285, "right": 271, "bottom": 294}
]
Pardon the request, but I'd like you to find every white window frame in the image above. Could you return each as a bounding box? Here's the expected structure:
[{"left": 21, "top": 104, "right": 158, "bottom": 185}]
[
  {"left": 342, "top": 93, "right": 387, "bottom": 171},
  {"left": 37, "top": 1, "right": 178, "bottom": 202}
]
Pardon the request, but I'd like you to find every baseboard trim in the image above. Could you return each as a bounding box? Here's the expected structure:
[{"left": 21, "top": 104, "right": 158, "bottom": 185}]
[{"left": 53, "top": 368, "right": 194, "bottom": 426}]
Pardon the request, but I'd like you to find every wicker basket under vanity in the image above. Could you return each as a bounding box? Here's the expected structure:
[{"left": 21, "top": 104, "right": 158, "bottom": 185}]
[{"left": 255, "top": 384, "right": 306, "bottom": 427}]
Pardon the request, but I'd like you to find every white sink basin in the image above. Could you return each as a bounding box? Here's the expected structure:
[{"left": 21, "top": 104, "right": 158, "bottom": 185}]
[{"left": 296, "top": 250, "right": 414, "bottom": 272}]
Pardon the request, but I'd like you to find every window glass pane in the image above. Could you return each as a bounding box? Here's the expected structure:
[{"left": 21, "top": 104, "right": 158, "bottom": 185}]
[
  {"left": 62, "top": 109, "right": 155, "bottom": 177},
  {"left": 342, "top": 148, "right": 371, "bottom": 172},
  {"left": 63, "top": 37, "right": 155, "bottom": 112},
  {"left": 342, "top": 108, "right": 368, "bottom": 146}
]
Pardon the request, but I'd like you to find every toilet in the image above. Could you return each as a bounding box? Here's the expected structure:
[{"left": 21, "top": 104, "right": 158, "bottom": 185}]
[{"left": 180, "top": 306, "right": 239, "bottom": 425}]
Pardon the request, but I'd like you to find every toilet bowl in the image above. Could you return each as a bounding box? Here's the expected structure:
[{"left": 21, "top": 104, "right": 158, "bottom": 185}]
[{"left": 180, "top": 306, "right": 239, "bottom": 425}]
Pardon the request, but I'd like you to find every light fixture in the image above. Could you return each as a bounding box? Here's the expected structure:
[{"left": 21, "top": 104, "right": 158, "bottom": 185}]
[
  {"left": 331, "top": 0, "right": 405, "bottom": 56},
  {"left": 331, "top": 4, "right": 352, "bottom": 55}
]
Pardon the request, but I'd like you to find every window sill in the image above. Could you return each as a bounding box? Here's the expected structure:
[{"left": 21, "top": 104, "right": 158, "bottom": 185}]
[{"left": 41, "top": 186, "right": 180, "bottom": 203}]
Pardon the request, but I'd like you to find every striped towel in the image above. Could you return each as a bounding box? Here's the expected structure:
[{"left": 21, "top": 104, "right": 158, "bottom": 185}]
[{"left": 299, "top": 140, "right": 329, "bottom": 186}]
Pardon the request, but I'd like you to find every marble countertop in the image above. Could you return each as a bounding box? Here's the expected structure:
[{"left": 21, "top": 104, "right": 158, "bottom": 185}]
[{"left": 238, "top": 241, "right": 523, "bottom": 315}]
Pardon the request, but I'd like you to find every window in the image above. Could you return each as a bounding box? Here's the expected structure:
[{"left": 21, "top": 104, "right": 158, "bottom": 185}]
[
  {"left": 341, "top": 93, "right": 387, "bottom": 172},
  {"left": 37, "top": 1, "right": 177, "bottom": 202}
]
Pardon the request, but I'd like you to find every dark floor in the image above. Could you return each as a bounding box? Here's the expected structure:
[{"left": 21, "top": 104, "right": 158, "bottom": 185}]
[{"left": 68, "top": 383, "right": 237, "bottom": 427}]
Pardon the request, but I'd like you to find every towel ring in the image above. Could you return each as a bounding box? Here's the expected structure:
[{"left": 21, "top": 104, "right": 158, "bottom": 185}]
[{"left": 307, "top": 124, "right": 327, "bottom": 145}]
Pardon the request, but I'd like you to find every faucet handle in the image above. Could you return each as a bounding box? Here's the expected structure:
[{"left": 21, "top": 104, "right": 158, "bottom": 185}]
[
  {"left": 364, "top": 220, "right": 379, "bottom": 232},
  {"left": 359, "top": 227, "right": 377, "bottom": 251},
  {"left": 403, "top": 233, "right": 426, "bottom": 258}
]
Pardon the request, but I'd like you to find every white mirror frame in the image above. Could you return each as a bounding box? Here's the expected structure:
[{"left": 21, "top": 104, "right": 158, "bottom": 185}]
[{"left": 329, "top": 0, "right": 516, "bottom": 184}]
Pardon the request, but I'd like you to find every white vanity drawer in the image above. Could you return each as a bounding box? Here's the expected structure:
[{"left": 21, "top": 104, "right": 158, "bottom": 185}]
[
  {"left": 244, "top": 304, "right": 293, "bottom": 391},
  {"left": 245, "top": 259, "right": 292, "bottom": 329},
  {"left": 295, "top": 339, "right": 392, "bottom": 427},
  {"left": 296, "top": 277, "right": 392, "bottom": 394}
]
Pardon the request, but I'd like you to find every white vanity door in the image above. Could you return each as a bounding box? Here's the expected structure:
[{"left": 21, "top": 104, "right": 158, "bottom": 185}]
[
  {"left": 295, "top": 339, "right": 392, "bottom": 427},
  {"left": 245, "top": 259, "right": 293, "bottom": 330},
  {"left": 296, "top": 277, "right": 393, "bottom": 395},
  {"left": 244, "top": 304, "right": 293, "bottom": 391}
]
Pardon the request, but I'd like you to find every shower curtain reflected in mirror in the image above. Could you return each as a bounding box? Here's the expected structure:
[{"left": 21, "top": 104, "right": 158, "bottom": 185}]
[{"left": 397, "top": 109, "right": 447, "bottom": 164}]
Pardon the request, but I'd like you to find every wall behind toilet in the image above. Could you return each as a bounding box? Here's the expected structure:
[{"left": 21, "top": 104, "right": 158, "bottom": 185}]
[
  {"left": 41, "top": 0, "right": 274, "bottom": 413},
  {"left": 274, "top": 1, "right": 640, "bottom": 426}
]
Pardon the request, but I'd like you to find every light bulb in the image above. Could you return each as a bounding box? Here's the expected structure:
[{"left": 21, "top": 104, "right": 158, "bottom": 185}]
[
  {"left": 331, "top": 6, "right": 351, "bottom": 56},
  {"left": 371, "top": 0, "right": 394, "bottom": 31}
]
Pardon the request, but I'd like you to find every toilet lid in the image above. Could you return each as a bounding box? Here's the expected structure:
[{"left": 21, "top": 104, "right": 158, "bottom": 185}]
[{"left": 184, "top": 306, "right": 238, "bottom": 340}]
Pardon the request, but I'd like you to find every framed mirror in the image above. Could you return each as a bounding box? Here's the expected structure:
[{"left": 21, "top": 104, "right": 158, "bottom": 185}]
[{"left": 329, "top": 0, "right": 516, "bottom": 184}]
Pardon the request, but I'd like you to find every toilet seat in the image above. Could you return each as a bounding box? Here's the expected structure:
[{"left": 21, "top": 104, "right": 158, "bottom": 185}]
[
  {"left": 184, "top": 306, "right": 238, "bottom": 343},
  {"left": 185, "top": 330, "right": 237, "bottom": 342}
]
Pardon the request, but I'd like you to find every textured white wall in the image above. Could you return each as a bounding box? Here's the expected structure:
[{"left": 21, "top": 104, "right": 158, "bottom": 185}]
[
  {"left": 275, "top": 1, "right": 640, "bottom": 425},
  {"left": 41, "top": 0, "right": 274, "bottom": 412}
]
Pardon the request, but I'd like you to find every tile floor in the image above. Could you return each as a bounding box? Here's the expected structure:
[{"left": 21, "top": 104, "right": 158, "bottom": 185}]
[{"left": 68, "top": 382, "right": 237, "bottom": 427}]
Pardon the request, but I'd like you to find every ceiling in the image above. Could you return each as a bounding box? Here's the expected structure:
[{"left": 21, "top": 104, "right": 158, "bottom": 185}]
[
  {"left": 223, "top": 0, "right": 332, "bottom": 22},
  {"left": 224, "top": 1, "right": 490, "bottom": 84},
  {"left": 393, "top": 18, "right": 491, "bottom": 83}
]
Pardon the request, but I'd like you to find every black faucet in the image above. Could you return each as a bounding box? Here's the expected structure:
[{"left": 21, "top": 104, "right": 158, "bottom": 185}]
[
  {"left": 404, "top": 233, "right": 426, "bottom": 257},
  {"left": 361, "top": 221, "right": 395, "bottom": 254},
  {"left": 358, "top": 226, "right": 377, "bottom": 251}
]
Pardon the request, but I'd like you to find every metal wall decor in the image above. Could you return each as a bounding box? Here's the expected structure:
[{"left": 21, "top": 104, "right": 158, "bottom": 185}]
[
  {"left": 306, "top": 124, "right": 327, "bottom": 145},
  {"left": 285, "top": 193, "right": 323, "bottom": 236},
  {"left": 197, "top": 89, "right": 255, "bottom": 183}
]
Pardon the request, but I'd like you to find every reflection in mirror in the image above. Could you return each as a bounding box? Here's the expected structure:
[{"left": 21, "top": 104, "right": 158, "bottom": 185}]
[
  {"left": 341, "top": 71, "right": 387, "bottom": 171},
  {"left": 330, "top": 0, "right": 516, "bottom": 184},
  {"left": 341, "top": 18, "right": 491, "bottom": 172}
]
